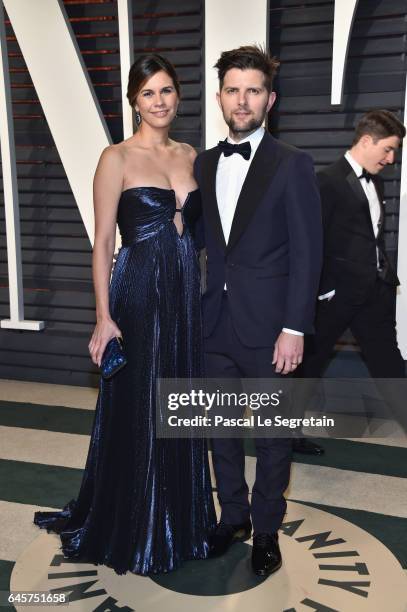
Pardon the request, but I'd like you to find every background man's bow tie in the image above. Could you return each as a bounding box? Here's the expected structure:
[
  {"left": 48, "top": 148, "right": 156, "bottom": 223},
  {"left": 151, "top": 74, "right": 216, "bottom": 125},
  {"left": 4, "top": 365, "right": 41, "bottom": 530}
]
[
  {"left": 218, "top": 140, "right": 251, "bottom": 160},
  {"left": 359, "top": 168, "right": 373, "bottom": 183}
]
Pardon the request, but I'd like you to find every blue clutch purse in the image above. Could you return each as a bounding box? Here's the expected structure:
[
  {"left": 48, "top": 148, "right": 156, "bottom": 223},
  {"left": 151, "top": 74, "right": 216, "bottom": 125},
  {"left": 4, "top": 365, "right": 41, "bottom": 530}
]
[{"left": 100, "top": 337, "right": 127, "bottom": 379}]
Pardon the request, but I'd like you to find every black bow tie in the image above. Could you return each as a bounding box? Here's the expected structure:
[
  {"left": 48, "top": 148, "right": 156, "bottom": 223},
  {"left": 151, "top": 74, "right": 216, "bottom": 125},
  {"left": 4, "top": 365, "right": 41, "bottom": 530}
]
[
  {"left": 359, "top": 168, "right": 373, "bottom": 183},
  {"left": 218, "top": 140, "right": 251, "bottom": 160}
]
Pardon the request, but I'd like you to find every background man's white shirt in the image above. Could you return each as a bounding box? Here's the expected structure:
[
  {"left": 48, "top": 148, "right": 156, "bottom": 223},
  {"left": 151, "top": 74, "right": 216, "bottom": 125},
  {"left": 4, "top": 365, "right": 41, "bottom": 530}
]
[{"left": 344, "top": 150, "right": 382, "bottom": 241}]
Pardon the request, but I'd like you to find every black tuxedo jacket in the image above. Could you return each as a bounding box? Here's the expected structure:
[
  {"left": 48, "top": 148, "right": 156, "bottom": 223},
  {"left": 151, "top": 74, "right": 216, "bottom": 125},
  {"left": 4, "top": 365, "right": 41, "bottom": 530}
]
[
  {"left": 317, "top": 157, "right": 399, "bottom": 299},
  {"left": 194, "top": 132, "right": 323, "bottom": 347}
]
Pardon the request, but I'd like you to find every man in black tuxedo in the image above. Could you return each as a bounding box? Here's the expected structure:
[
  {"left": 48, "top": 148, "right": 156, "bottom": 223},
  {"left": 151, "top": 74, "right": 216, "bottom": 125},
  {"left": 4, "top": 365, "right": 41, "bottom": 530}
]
[
  {"left": 193, "top": 46, "right": 322, "bottom": 576},
  {"left": 301, "top": 110, "right": 406, "bottom": 396}
]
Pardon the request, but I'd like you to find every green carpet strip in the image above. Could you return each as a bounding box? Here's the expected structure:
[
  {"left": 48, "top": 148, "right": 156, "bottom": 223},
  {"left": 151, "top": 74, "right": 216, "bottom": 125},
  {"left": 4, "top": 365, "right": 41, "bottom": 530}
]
[
  {"left": 0, "top": 560, "right": 16, "bottom": 611},
  {"left": 244, "top": 437, "right": 407, "bottom": 478},
  {"left": 292, "top": 499, "right": 407, "bottom": 570},
  {"left": 1, "top": 400, "right": 407, "bottom": 478},
  {"left": 0, "top": 459, "right": 82, "bottom": 509},
  {"left": 0, "top": 560, "right": 14, "bottom": 590},
  {"left": 0, "top": 401, "right": 94, "bottom": 436}
]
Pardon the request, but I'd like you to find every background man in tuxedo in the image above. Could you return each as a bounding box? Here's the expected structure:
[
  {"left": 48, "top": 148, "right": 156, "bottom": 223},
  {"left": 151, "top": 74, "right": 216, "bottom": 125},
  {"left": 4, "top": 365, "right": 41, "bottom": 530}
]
[
  {"left": 301, "top": 110, "right": 406, "bottom": 403},
  {"left": 193, "top": 46, "right": 322, "bottom": 577}
]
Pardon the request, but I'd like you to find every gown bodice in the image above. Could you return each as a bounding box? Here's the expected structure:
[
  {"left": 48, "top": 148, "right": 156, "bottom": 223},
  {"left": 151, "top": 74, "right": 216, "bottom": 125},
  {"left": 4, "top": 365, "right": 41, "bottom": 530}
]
[{"left": 117, "top": 186, "right": 201, "bottom": 246}]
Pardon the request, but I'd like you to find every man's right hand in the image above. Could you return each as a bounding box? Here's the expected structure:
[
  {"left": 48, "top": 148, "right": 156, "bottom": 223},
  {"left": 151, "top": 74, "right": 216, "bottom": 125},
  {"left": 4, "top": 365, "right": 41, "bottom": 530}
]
[{"left": 273, "top": 331, "right": 304, "bottom": 375}]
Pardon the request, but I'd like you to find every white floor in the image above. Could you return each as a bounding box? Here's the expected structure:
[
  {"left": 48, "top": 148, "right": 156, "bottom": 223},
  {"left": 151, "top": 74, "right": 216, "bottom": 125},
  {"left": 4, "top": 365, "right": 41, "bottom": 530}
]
[{"left": 0, "top": 379, "right": 98, "bottom": 410}]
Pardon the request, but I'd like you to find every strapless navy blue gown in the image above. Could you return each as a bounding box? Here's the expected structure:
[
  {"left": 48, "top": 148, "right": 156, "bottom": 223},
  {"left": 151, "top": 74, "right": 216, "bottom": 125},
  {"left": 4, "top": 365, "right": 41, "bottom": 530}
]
[{"left": 34, "top": 187, "right": 216, "bottom": 575}]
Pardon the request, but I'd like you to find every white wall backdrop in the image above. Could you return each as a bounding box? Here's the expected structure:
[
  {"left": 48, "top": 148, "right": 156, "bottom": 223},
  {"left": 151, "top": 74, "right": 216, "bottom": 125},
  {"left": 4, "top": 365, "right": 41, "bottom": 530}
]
[
  {"left": 396, "top": 72, "right": 407, "bottom": 358},
  {"left": 204, "top": 0, "right": 269, "bottom": 148}
]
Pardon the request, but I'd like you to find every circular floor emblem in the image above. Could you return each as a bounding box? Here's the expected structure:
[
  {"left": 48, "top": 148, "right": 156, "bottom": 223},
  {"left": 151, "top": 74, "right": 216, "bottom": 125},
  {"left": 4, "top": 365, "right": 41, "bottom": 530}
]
[
  {"left": 151, "top": 543, "right": 267, "bottom": 596},
  {"left": 11, "top": 501, "right": 407, "bottom": 611}
]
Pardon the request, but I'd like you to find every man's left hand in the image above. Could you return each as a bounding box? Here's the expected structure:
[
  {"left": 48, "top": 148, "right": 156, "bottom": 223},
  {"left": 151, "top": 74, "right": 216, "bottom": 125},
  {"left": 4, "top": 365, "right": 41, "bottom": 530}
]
[{"left": 273, "top": 331, "right": 304, "bottom": 375}]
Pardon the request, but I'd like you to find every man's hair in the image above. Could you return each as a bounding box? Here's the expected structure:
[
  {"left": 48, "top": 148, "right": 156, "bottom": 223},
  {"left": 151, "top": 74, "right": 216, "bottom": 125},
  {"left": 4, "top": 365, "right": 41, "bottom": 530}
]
[
  {"left": 214, "top": 45, "right": 280, "bottom": 93},
  {"left": 353, "top": 110, "right": 406, "bottom": 145}
]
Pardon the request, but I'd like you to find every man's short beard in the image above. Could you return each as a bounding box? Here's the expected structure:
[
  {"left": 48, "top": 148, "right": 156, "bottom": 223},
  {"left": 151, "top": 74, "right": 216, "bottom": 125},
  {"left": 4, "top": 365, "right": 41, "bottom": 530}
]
[
  {"left": 224, "top": 101, "right": 269, "bottom": 138},
  {"left": 227, "top": 116, "right": 263, "bottom": 135}
]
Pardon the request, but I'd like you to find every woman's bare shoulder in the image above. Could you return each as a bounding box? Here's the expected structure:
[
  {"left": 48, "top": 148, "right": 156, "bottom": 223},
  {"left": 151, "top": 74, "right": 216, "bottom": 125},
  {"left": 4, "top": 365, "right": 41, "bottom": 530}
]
[
  {"left": 94, "top": 144, "right": 126, "bottom": 191},
  {"left": 171, "top": 140, "right": 197, "bottom": 161},
  {"left": 98, "top": 143, "right": 126, "bottom": 166}
]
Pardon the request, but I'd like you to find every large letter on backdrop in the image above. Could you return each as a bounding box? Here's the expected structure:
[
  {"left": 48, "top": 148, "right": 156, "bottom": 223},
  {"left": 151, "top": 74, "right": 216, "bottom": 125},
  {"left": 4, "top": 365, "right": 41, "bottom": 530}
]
[
  {"left": 117, "top": 0, "right": 134, "bottom": 139},
  {"left": 1, "top": 0, "right": 129, "bottom": 330},
  {"left": 396, "top": 76, "right": 407, "bottom": 358},
  {"left": 331, "top": 0, "right": 359, "bottom": 105},
  {"left": 0, "top": 3, "right": 43, "bottom": 329},
  {"left": 3, "top": 0, "right": 111, "bottom": 243}
]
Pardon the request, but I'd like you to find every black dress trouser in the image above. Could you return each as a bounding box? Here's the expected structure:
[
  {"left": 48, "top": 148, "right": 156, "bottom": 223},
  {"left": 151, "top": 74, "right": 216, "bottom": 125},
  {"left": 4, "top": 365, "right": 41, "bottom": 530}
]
[
  {"left": 302, "top": 278, "right": 405, "bottom": 378},
  {"left": 204, "top": 293, "right": 292, "bottom": 535},
  {"left": 301, "top": 278, "right": 406, "bottom": 427}
]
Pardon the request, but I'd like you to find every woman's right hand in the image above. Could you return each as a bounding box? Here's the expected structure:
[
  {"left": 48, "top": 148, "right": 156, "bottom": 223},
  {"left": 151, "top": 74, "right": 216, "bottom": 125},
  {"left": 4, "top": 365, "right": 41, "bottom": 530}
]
[{"left": 88, "top": 318, "right": 122, "bottom": 367}]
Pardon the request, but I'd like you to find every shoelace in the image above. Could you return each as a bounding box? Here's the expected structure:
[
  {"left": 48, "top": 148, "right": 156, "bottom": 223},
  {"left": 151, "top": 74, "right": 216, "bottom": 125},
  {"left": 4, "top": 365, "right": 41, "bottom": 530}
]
[{"left": 253, "top": 533, "right": 274, "bottom": 548}]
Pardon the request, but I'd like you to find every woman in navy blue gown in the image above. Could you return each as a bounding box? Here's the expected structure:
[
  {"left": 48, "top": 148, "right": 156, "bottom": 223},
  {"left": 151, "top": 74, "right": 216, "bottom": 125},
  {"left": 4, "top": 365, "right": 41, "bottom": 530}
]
[{"left": 34, "top": 54, "right": 216, "bottom": 575}]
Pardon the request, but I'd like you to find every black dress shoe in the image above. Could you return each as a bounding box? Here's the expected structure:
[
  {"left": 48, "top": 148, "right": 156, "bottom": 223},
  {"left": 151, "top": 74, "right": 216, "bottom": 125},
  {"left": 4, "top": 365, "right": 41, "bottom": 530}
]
[
  {"left": 293, "top": 438, "right": 324, "bottom": 455},
  {"left": 251, "top": 532, "right": 282, "bottom": 576},
  {"left": 208, "top": 519, "right": 252, "bottom": 558}
]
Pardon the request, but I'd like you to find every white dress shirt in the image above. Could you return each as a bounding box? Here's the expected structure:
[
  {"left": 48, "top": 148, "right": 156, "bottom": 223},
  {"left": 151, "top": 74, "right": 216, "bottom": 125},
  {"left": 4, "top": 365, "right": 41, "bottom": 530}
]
[
  {"left": 344, "top": 151, "right": 382, "bottom": 241},
  {"left": 216, "top": 126, "right": 264, "bottom": 244},
  {"left": 319, "top": 151, "right": 382, "bottom": 302},
  {"left": 216, "top": 127, "right": 302, "bottom": 336}
]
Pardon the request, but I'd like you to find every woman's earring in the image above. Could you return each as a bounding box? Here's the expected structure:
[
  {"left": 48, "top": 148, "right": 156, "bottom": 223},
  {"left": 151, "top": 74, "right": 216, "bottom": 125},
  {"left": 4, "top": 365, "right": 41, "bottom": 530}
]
[{"left": 135, "top": 110, "right": 142, "bottom": 126}]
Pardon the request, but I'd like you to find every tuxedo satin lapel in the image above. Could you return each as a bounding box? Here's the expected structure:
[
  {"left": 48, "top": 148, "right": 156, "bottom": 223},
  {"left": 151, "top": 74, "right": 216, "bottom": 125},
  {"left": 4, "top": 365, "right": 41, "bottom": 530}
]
[
  {"left": 373, "top": 175, "right": 384, "bottom": 202},
  {"left": 227, "top": 133, "right": 281, "bottom": 253},
  {"left": 372, "top": 176, "right": 385, "bottom": 236},
  {"left": 344, "top": 164, "right": 375, "bottom": 238},
  {"left": 201, "top": 147, "right": 226, "bottom": 250},
  {"left": 345, "top": 166, "right": 367, "bottom": 204}
]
